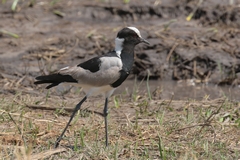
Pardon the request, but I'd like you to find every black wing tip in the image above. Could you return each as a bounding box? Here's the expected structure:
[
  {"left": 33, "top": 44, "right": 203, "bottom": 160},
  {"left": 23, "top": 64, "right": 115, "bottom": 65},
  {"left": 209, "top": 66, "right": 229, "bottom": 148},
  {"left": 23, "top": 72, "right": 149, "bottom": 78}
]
[
  {"left": 34, "top": 81, "right": 41, "bottom": 85},
  {"left": 34, "top": 74, "right": 77, "bottom": 89},
  {"left": 35, "top": 75, "right": 50, "bottom": 80},
  {"left": 46, "top": 83, "right": 59, "bottom": 89},
  {"left": 34, "top": 74, "right": 58, "bottom": 85},
  {"left": 34, "top": 79, "right": 54, "bottom": 85},
  {"left": 34, "top": 80, "right": 59, "bottom": 89}
]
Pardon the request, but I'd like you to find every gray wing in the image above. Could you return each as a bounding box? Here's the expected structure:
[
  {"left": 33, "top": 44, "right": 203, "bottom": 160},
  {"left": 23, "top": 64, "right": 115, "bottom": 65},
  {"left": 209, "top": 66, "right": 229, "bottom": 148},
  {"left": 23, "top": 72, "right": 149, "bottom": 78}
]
[{"left": 59, "top": 56, "right": 123, "bottom": 87}]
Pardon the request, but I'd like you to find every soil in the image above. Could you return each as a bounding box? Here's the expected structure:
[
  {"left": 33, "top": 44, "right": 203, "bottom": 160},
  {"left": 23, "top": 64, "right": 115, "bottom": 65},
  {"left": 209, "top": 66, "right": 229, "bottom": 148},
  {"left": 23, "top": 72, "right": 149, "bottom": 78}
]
[{"left": 1, "top": 0, "right": 240, "bottom": 91}]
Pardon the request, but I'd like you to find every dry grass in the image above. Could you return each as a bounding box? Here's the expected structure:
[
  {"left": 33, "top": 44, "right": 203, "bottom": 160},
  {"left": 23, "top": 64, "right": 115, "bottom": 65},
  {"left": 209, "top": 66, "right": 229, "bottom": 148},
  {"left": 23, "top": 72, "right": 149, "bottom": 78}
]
[{"left": 0, "top": 88, "right": 239, "bottom": 160}]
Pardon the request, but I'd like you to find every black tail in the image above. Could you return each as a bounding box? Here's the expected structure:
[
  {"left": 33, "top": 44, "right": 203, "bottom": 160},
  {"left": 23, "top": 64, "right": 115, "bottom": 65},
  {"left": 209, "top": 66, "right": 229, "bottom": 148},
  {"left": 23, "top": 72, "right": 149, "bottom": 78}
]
[{"left": 34, "top": 74, "right": 78, "bottom": 89}]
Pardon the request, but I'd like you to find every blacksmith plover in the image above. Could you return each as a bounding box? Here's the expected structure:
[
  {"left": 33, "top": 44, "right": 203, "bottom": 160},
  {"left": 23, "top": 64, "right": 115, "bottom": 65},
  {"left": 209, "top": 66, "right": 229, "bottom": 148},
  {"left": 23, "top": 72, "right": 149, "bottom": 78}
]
[{"left": 34, "top": 27, "right": 149, "bottom": 148}]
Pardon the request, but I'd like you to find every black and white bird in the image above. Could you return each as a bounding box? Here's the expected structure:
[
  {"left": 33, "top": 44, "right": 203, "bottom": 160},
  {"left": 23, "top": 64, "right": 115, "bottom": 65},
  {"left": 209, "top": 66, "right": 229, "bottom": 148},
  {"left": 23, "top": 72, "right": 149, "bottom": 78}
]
[{"left": 34, "top": 27, "right": 149, "bottom": 148}]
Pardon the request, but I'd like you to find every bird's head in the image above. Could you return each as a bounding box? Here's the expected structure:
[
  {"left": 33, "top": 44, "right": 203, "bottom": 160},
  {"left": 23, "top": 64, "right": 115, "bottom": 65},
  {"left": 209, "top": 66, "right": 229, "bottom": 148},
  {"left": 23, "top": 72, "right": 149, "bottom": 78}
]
[{"left": 115, "top": 27, "right": 149, "bottom": 52}]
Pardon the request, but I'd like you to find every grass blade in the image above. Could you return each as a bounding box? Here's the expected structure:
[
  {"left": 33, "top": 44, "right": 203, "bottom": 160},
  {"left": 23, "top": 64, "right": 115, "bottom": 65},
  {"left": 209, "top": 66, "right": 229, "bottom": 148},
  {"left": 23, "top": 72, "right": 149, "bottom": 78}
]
[
  {"left": 11, "top": 0, "right": 19, "bottom": 11},
  {"left": 0, "top": 30, "right": 19, "bottom": 38},
  {"left": 146, "top": 69, "right": 152, "bottom": 100}
]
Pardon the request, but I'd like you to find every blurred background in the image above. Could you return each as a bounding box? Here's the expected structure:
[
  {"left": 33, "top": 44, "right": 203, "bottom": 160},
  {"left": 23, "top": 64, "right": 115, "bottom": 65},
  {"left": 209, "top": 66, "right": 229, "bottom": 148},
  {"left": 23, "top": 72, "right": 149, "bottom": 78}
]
[
  {"left": 0, "top": 1, "right": 240, "bottom": 159},
  {"left": 1, "top": 0, "right": 240, "bottom": 100}
]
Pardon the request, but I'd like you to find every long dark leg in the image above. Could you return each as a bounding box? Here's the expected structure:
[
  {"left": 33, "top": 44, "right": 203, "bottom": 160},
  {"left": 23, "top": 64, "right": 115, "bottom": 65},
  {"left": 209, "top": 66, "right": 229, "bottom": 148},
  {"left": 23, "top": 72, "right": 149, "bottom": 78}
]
[
  {"left": 103, "top": 98, "right": 109, "bottom": 147},
  {"left": 54, "top": 96, "right": 87, "bottom": 148}
]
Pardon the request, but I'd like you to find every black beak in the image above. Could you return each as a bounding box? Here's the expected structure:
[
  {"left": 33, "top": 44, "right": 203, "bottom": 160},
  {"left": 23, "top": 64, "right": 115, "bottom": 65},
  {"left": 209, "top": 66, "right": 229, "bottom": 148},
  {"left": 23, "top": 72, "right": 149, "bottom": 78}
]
[{"left": 141, "top": 38, "right": 150, "bottom": 45}]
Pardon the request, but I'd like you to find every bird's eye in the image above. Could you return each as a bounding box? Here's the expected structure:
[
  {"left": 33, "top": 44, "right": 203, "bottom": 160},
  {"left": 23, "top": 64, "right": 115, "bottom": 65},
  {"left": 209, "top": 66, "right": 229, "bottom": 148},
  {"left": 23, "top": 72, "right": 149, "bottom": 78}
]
[{"left": 132, "top": 34, "right": 138, "bottom": 38}]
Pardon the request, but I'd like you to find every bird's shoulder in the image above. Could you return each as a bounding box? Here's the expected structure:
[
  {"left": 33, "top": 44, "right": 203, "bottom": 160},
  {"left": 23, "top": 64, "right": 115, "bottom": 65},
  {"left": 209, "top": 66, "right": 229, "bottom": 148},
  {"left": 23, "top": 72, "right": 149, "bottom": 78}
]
[
  {"left": 77, "top": 57, "right": 101, "bottom": 73},
  {"left": 77, "top": 51, "right": 120, "bottom": 73}
]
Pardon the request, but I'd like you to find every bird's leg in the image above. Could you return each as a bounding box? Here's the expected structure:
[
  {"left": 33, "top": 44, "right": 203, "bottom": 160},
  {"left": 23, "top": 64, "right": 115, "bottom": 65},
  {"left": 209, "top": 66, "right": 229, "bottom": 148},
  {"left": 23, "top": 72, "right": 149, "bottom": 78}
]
[
  {"left": 103, "top": 97, "right": 109, "bottom": 147},
  {"left": 54, "top": 96, "right": 87, "bottom": 148}
]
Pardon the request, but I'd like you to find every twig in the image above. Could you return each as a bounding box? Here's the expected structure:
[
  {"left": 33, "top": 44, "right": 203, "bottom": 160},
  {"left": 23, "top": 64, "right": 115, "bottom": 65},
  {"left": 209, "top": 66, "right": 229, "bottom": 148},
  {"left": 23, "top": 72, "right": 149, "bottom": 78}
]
[
  {"left": 0, "top": 109, "right": 58, "bottom": 123},
  {"left": 166, "top": 94, "right": 174, "bottom": 109},
  {"left": 0, "top": 132, "right": 16, "bottom": 135},
  {"left": 197, "top": 99, "right": 226, "bottom": 135},
  {"left": 26, "top": 104, "right": 104, "bottom": 117},
  {"left": 31, "top": 148, "right": 67, "bottom": 160},
  {"left": 26, "top": 104, "right": 74, "bottom": 112},
  {"left": 193, "top": 34, "right": 199, "bottom": 46},
  {"left": 205, "top": 99, "right": 226, "bottom": 123},
  {"left": 173, "top": 123, "right": 211, "bottom": 132},
  {"left": 173, "top": 99, "right": 226, "bottom": 133},
  {"left": 0, "top": 145, "right": 25, "bottom": 149},
  {"left": 166, "top": 43, "right": 178, "bottom": 62},
  {"left": 7, "top": 113, "right": 26, "bottom": 146}
]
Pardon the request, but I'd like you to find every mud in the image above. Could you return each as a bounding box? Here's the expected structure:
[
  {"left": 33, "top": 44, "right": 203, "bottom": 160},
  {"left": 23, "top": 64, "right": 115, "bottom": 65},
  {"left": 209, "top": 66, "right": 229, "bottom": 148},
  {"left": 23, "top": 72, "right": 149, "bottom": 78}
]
[{"left": 0, "top": 0, "right": 240, "bottom": 99}]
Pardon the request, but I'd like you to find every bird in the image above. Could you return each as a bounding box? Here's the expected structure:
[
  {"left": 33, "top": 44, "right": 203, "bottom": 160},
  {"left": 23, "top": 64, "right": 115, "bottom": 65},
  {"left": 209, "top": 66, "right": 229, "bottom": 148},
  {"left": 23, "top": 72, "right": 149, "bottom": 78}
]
[{"left": 34, "top": 27, "right": 149, "bottom": 148}]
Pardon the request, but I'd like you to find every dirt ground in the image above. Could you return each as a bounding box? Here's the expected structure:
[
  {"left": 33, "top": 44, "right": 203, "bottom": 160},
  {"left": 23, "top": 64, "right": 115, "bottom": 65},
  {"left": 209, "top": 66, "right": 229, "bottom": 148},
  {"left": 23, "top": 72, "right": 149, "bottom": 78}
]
[
  {"left": 0, "top": 0, "right": 240, "bottom": 159},
  {"left": 1, "top": 0, "right": 240, "bottom": 86}
]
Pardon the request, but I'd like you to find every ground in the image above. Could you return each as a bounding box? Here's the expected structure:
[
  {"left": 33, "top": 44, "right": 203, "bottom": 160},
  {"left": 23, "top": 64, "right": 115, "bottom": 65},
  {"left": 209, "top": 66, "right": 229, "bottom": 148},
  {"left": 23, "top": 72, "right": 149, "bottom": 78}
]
[{"left": 0, "top": 0, "right": 240, "bottom": 159}]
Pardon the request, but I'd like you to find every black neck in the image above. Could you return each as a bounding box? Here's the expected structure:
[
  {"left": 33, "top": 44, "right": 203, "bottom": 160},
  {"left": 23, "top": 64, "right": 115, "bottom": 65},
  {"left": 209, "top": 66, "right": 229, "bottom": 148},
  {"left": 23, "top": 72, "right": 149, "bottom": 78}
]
[{"left": 120, "top": 43, "right": 135, "bottom": 72}]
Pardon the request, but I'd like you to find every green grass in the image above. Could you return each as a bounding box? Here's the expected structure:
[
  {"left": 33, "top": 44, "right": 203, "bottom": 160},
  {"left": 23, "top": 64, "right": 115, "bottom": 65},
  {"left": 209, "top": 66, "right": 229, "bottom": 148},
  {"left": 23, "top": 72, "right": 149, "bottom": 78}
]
[
  {"left": 0, "top": 91, "right": 239, "bottom": 159},
  {"left": 0, "top": 30, "right": 19, "bottom": 38}
]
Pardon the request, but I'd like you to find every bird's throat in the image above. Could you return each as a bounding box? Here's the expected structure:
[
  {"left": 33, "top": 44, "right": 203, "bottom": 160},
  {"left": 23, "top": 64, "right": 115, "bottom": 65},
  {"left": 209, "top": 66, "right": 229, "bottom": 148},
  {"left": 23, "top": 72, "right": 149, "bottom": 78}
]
[{"left": 120, "top": 46, "right": 135, "bottom": 72}]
